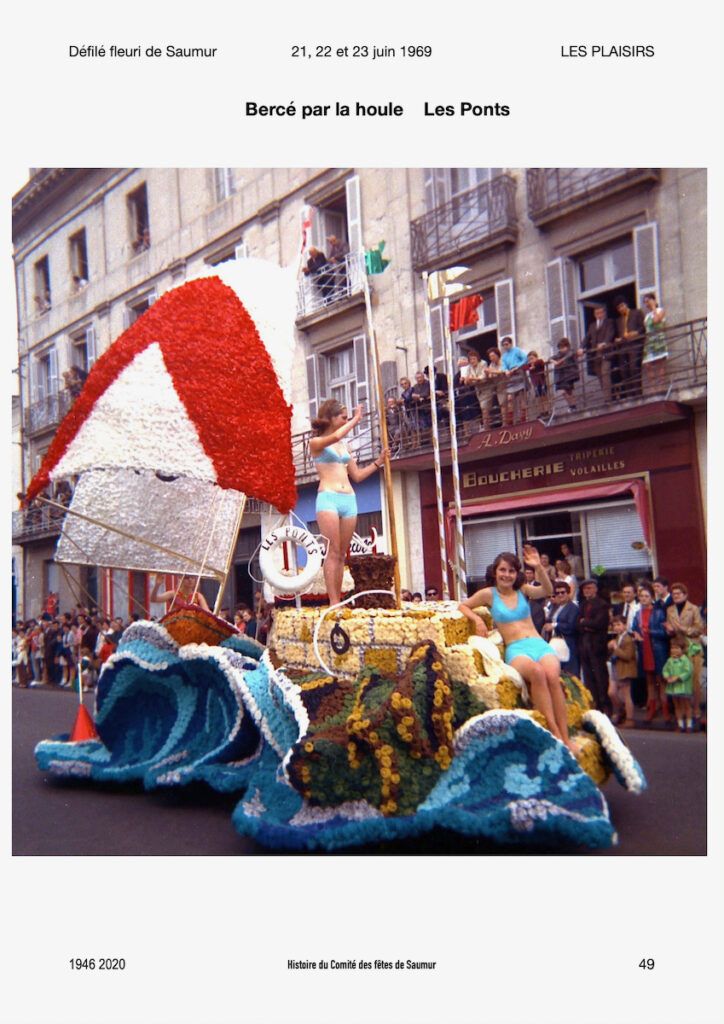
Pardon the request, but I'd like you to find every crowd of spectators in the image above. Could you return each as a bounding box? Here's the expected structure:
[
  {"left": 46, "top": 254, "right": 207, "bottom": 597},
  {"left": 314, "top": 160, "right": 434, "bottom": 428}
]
[
  {"left": 386, "top": 294, "right": 669, "bottom": 445},
  {"left": 12, "top": 590, "right": 274, "bottom": 691}
]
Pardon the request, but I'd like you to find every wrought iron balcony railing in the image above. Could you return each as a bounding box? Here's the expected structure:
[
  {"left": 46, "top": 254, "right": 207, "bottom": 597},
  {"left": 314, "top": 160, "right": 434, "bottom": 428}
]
[
  {"left": 291, "top": 417, "right": 382, "bottom": 484},
  {"left": 410, "top": 174, "right": 518, "bottom": 271},
  {"left": 12, "top": 504, "right": 67, "bottom": 544},
  {"left": 359, "top": 317, "right": 706, "bottom": 462},
  {"left": 526, "top": 168, "right": 660, "bottom": 225},
  {"left": 25, "top": 390, "right": 73, "bottom": 435},
  {"left": 297, "top": 251, "right": 366, "bottom": 320}
]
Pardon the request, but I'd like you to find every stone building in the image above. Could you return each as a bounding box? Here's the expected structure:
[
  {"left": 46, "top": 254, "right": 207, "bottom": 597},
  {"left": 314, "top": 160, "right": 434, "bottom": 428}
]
[{"left": 12, "top": 167, "right": 706, "bottom": 617}]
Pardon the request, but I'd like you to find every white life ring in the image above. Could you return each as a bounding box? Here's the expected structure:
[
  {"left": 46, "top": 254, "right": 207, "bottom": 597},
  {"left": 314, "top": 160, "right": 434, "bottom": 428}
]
[{"left": 259, "top": 524, "right": 324, "bottom": 594}]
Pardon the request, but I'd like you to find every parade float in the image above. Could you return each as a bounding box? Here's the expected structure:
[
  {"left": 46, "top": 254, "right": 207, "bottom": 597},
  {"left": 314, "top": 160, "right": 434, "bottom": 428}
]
[{"left": 29, "top": 255, "right": 646, "bottom": 852}]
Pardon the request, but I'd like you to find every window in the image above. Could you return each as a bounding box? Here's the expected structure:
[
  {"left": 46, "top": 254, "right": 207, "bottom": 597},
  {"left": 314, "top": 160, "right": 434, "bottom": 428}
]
[
  {"left": 69, "top": 229, "right": 89, "bottom": 290},
  {"left": 576, "top": 236, "right": 636, "bottom": 339},
  {"left": 208, "top": 241, "right": 248, "bottom": 266},
  {"left": 127, "top": 183, "right": 150, "bottom": 254},
  {"left": 449, "top": 168, "right": 502, "bottom": 223},
  {"left": 69, "top": 324, "right": 97, "bottom": 374},
  {"left": 326, "top": 344, "right": 358, "bottom": 420},
  {"left": 214, "top": 168, "right": 236, "bottom": 203},
  {"left": 33, "top": 256, "right": 51, "bottom": 313},
  {"left": 124, "top": 291, "right": 156, "bottom": 328}
]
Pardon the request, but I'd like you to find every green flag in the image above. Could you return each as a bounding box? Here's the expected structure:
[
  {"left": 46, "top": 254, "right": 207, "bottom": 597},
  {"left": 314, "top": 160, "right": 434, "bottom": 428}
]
[{"left": 365, "top": 241, "right": 390, "bottom": 275}]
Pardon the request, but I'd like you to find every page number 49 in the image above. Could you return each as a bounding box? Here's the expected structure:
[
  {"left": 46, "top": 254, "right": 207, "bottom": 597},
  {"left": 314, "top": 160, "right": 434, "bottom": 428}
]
[{"left": 638, "top": 958, "right": 655, "bottom": 970}]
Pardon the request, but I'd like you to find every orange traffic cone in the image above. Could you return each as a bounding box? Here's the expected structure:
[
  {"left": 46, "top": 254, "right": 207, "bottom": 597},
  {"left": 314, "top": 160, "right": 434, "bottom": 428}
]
[{"left": 69, "top": 704, "right": 98, "bottom": 742}]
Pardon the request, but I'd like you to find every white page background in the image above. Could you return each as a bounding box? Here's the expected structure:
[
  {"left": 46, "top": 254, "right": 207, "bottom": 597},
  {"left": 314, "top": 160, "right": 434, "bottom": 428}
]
[{"left": 2, "top": 2, "right": 721, "bottom": 1022}]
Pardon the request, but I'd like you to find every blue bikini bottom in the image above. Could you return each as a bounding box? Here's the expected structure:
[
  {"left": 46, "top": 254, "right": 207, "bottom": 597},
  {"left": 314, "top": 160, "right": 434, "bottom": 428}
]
[
  {"left": 315, "top": 490, "right": 358, "bottom": 518},
  {"left": 504, "top": 636, "right": 558, "bottom": 665}
]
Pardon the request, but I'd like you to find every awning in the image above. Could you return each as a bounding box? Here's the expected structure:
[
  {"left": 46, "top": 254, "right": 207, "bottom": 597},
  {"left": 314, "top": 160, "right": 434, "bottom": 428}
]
[{"left": 446, "top": 477, "right": 651, "bottom": 550}]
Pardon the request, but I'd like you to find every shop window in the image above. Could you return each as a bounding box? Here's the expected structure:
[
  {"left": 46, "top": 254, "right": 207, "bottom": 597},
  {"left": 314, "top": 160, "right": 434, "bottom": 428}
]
[
  {"left": 585, "top": 503, "right": 650, "bottom": 574},
  {"left": 69, "top": 229, "right": 89, "bottom": 290},
  {"left": 463, "top": 518, "right": 517, "bottom": 588},
  {"left": 33, "top": 256, "right": 51, "bottom": 313},
  {"left": 127, "top": 183, "right": 150, "bottom": 254}
]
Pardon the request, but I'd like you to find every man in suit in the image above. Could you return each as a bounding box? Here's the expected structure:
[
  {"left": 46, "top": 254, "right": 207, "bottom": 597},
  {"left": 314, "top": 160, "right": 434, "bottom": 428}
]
[
  {"left": 577, "top": 578, "right": 612, "bottom": 713},
  {"left": 583, "top": 303, "right": 616, "bottom": 401},
  {"left": 614, "top": 296, "right": 646, "bottom": 398}
]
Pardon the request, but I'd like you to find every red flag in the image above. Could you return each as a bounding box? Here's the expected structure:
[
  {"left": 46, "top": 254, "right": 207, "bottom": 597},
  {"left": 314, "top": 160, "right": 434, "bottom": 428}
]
[{"left": 450, "top": 294, "right": 483, "bottom": 331}]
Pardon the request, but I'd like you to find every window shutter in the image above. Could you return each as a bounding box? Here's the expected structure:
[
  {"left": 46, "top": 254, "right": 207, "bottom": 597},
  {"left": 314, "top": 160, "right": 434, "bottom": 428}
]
[
  {"left": 634, "top": 222, "right": 660, "bottom": 305},
  {"left": 48, "top": 347, "right": 59, "bottom": 395},
  {"left": 30, "top": 358, "right": 42, "bottom": 402},
  {"left": 214, "top": 168, "right": 224, "bottom": 199},
  {"left": 494, "top": 278, "right": 516, "bottom": 345},
  {"left": 148, "top": 290, "right": 157, "bottom": 306},
  {"left": 353, "top": 333, "right": 369, "bottom": 407},
  {"left": 345, "top": 175, "right": 363, "bottom": 254},
  {"left": 563, "top": 259, "right": 580, "bottom": 346},
  {"left": 317, "top": 352, "right": 328, "bottom": 402},
  {"left": 430, "top": 303, "right": 445, "bottom": 368},
  {"left": 546, "top": 258, "right": 579, "bottom": 347},
  {"left": 122, "top": 308, "right": 131, "bottom": 330},
  {"left": 306, "top": 353, "right": 319, "bottom": 422},
  {"left": 424, "top": 169, "right": 436, "bottom": 211},
  {"left": 585, "top": 504, "right": 651, "bottom": 572},
  {"left": 234, "top": 241, "right": 249, "bottom": 259},
  {"left": 86, "top": 324, "right": 97, "bottom": 368},
  {"left": 464, "top": 519, "right": 517, "bottom": 580}
]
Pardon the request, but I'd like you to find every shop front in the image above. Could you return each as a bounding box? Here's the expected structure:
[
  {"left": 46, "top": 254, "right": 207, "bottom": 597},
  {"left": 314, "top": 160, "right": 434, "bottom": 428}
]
[{"left": 419, "top": 409, "right": 706, "bottom": 603}]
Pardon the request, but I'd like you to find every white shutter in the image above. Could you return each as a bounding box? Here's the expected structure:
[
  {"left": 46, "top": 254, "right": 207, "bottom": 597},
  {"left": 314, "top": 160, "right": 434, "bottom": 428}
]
[
  {"left": 464, "top": 519, "right": 517, "bottom": 580},
  {"left": 563, "top": 259, "right": 580, "bottom": 346},
  {"left": 234, "top": 241, "right": 249, "bottom": 259},
  {"left": 546, "top": 258, "right": 579, "bottom": 347},
  {"left": 306, "top": 353, "right": 319, "bottom": 421},
  {"left": 634, "top": 223, "right": 660, "bottom": 305},
  {"left": 353, "top": 333, "right": 370, "bottom": 407},
  {"left": 148, "top": 290, "right": 157, "bottom": 306},
  {"left": 31, "top": 358, "right": 43, "bottom": 402},
  {"left": 86, "top": 324, "right": 97, "bottom": 368},
  {"left": 345, "top": 175, "right": 363, "bottom": 254},
  {"left": 494, "top": 278, "right": 516, "bottom": 345},
  {"left": 48, "top": 347, "right": 59, "bottom": 395},
  {"left": 430, "top": 304, "right": 445, "bottom": 368},
  {"left": 585, "top": 504, "right": 651, "bottom": 572}
]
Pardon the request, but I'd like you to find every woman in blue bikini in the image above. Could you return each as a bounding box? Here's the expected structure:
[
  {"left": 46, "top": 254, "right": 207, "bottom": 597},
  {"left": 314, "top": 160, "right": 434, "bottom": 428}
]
[
  {"left": 309, "top": 399, "right": 388, "bottom": 605},
  {"left": 459, "top": 547, "right": 580, "bottom": 755}
]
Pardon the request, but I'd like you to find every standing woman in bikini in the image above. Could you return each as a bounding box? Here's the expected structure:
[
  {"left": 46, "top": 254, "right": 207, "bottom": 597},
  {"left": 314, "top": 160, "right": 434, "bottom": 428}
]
[
  {"left": 458, "top": 546, "right": 579, "bottom": 755},
  {"left": 310, "top": 399, "right": 388, "bottom": 606}
]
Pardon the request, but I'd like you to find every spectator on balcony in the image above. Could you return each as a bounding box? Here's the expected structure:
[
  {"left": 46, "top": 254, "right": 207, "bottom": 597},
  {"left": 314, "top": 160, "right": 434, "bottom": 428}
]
[
  {"left": 423, "top": 365, "right": 450, "bottom": 429},
  {"left": 525, "top": 350, "right": 548, "bottom": 416},
  {"left": 583, "top": 303, "right": 616, "bottom": 401},
  {"left": 614, "top": 296, "right": 646, "bottom": 398},
  {"left": 642, "top": 293, "right": 668, "bottom": 396},
  {"left": 483, "top": 348, "right": 507, "bottom": 426},
  {"left": 325, "top": 234, "right": 349, "bottom": 296},
  {"left": 549, "top": 337, "right": 579, "bottom": 413},
  {"left": 460, "top": 350, "right": 488, "bottom": 431},
  {"left": 302, "top": 245, "right": 335, "bottom": 303},
  {"left": 500, "top": 337, "right": 528, "bottom": 425},
  {"left": 72, "top": 274, "right": 88, "bottom": 292},
  {"left": 63, "top": 365, "right": 88, "bottom": 401},
  {"left": 386, "top": 396, "right": 404, "bottom": 446},
  {"left": 411, "top": 370, "right": 432, "bottom": 431}
]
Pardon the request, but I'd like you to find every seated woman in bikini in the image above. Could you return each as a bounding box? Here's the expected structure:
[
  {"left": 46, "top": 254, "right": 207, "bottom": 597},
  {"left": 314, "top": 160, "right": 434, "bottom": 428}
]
[
  {"left": 458, "top": 546, "right": 580, "bottom": 755},
  {"left": 309, "top": 399, "right": 388, "bottom": 606},
  {"left": 150, "top": 574, "right": 210, "bottom": 613}
]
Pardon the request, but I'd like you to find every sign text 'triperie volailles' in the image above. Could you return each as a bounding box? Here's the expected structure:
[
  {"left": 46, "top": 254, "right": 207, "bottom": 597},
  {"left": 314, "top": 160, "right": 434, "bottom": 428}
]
[{"left": 463, "top": 446, "right": 626, "bottom": 488}]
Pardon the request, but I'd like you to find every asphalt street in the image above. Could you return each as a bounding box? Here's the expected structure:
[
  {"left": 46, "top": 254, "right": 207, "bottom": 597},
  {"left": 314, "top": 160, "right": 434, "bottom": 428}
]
[{"left": 12, "top": 686, "right": 706, "bottom": 856}]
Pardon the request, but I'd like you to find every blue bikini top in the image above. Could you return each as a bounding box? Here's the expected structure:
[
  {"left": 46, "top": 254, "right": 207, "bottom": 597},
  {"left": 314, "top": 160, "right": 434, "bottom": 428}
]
[
  {"left": 313, "top": 444, "right": 351, "bottom": 464},
  {"left": 491, "top": 587, "right": 530, "bottom": 624}
]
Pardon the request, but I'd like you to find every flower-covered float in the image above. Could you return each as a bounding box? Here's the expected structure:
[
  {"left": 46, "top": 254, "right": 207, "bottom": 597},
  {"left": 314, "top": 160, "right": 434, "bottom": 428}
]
[{"left": 29, "top": 257, "right": 646, "bottom": 852}]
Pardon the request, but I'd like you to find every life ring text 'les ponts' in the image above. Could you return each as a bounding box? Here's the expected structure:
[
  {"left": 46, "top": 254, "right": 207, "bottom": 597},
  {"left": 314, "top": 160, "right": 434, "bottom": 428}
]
[{"left": 259, "top": 525, "right": 324, "bottom": 593}]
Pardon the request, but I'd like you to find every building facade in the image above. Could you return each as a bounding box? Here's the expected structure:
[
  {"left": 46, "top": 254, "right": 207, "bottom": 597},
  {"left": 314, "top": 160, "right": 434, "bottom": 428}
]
[{"left": 12, "top": 167, "right": 706, "bottom": 618}]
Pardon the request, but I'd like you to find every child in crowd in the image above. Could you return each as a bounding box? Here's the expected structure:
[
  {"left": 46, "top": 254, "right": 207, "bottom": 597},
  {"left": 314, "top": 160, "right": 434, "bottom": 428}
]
[
  {"left": 550, "top": 337, "right": 580, "bottom": 412},
  {"left": 607, "top": 615, "right": 637, "bottom": 727},
  {"left": 662, "top": 636, "right": 694, "bottom": 732}
]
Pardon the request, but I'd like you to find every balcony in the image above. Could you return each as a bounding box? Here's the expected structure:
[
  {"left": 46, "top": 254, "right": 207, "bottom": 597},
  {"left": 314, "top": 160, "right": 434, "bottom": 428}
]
[
  {"left": 355, "top": 317, "right": 707, "bottom": 463},
  {"left": 25, "top": 390, "right": 73, "bottom": 435},
  {"left": 526, "top": 168, "right": 660, "bottom": 226},
  {"left": 410, "top": 174, "right": 518, "bottom": 271},
  {"left": 296, "top": 251, "right": 366, "bottom": 323},
  {"left": 12, "top": 504, "right": 66, "bottom": 544}
]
